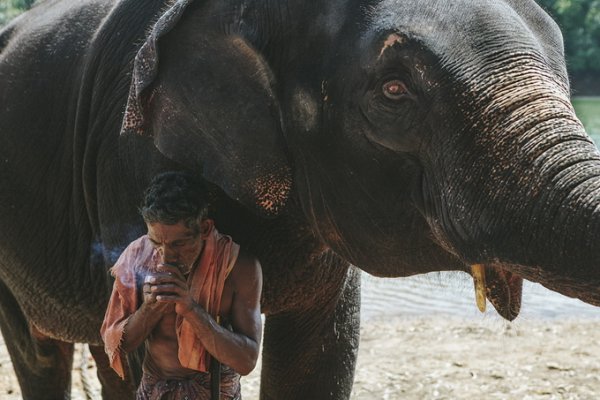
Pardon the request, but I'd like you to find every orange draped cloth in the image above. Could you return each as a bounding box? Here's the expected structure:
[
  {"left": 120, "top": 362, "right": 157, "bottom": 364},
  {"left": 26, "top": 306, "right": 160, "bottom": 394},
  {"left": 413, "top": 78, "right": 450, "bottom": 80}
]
[{"left": 100, "top": 227, "right": 240, "bottom": 379}]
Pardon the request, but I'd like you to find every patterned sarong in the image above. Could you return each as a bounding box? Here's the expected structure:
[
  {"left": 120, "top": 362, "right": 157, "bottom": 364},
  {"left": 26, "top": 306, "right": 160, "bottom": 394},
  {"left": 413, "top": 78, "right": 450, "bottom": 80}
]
[{"left": 136, "top": 364, "right": 241, "bottom": 400}]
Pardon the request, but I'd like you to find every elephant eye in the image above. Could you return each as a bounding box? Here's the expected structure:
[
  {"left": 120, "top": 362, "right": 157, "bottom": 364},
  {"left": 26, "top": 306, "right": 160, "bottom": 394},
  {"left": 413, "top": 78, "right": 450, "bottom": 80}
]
[{"left": 382, "top": 79, "right": 409, "bottom": 100}]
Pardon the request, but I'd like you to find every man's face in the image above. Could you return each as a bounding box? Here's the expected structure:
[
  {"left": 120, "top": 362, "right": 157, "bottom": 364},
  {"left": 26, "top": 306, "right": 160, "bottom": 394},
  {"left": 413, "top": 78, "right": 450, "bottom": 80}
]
[{"left": 146, "top": 218, "right": 212, "bottom": 273}]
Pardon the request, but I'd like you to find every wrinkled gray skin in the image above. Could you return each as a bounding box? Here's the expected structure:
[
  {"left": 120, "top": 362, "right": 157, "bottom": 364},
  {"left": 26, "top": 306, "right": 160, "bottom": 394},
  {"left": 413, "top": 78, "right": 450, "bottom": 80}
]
[{"left": 1, "top": 0, "right": 599, "bottom": 399}]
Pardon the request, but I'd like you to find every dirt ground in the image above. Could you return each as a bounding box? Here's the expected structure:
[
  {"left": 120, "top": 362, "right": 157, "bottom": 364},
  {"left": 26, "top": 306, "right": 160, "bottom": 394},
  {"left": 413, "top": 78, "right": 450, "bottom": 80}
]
[{"left": 2, "top": 316, "right": 600, "bottom": 399}]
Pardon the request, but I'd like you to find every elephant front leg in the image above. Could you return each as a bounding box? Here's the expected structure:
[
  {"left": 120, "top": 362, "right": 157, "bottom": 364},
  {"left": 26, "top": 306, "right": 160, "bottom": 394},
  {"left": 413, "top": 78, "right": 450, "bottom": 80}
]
[{"left": 260, "top": 267, "right": 361, "bottom": 400}]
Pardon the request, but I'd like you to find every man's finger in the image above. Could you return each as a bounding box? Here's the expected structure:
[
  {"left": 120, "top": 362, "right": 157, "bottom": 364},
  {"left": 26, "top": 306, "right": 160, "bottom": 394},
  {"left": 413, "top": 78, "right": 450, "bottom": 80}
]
[
  {"left": 158, "top": 264, "right": 187, "bottom": 280},
  {"left": 146, "top": 274, "right": 186, "bottom": 286},
  {"left": 152, "top": 283, "right": 183, "bottom": 295},
  {"left": 151, "top": 281, "right": 186, "bottom": 291},
  {"left": 155, "top": 295, "right": 179, "bottom": 302}
]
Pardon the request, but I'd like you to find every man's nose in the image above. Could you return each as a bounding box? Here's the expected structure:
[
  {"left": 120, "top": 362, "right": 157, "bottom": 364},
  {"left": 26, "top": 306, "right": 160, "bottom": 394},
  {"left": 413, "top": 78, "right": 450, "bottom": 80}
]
[{"left": 160, "top": 246, "right": 178, "bottom": 263}]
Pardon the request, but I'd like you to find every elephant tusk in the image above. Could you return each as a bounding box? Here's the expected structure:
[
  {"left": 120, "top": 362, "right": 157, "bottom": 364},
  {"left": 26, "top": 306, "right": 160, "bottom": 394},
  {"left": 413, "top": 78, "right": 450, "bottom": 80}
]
[{"left": 471, "top": 264, "right": 487, "bottom": 313}]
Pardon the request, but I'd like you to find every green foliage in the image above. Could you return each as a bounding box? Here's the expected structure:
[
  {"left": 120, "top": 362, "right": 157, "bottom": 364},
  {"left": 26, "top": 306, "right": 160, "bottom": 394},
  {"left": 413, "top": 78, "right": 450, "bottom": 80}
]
[
  {"left": 13, "top": 0, "right": 35, "bottom": 9},
  {"left": 0, "top": 0, "right": 35, "bottom": 26},
  {"left": 537, "top": 0, "right": 600, "bottom": 74}
]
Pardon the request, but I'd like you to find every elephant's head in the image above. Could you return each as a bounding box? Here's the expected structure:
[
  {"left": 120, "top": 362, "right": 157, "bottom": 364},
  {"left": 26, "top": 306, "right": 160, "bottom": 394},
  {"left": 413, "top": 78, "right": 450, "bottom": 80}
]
[
  {"left": 289, "top": 0, "right": 599, "bottom": 314},
  {"left": 122, "top": 0, "right": 600, "bottom": 320}
]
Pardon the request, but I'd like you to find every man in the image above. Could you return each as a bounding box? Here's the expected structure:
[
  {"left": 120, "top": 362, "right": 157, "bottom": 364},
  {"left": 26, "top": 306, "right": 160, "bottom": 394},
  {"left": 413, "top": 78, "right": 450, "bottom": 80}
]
[{"left": 101, "top": 171, "right": 262, "bottom": 400}]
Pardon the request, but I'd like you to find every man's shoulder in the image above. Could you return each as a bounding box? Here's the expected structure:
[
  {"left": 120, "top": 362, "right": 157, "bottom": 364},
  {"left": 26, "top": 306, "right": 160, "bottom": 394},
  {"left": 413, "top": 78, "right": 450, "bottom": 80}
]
[
  {"left": 233, "top": 250, "right": 261, "bottom": 271},
  {"left": 110, "top": 235, "right": 155, "bottom": 277},
  {"left": 117, "top": 235, "right": 152, "bottom": 255},
  {"left": 229, "top": 250, "right": 262, "bottom": 285},
  {"left": 129, "top": 234, "right": 152, "bottom": 248}
]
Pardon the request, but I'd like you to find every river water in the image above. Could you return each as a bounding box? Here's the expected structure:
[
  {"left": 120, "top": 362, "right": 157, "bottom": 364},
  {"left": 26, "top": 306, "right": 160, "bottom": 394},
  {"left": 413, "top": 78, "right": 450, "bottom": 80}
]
[
  {"left": 361, "top": 273, "right": 600, "bottom": 321},
  {"left": 361, "top": 97, "right": 600, "bottom": 322}
]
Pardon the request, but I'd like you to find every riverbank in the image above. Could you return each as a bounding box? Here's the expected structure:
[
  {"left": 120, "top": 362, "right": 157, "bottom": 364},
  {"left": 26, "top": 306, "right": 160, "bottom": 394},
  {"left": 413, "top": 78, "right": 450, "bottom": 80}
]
[{"left": 2, "top": 315, "right": 600, "bottom": 399}]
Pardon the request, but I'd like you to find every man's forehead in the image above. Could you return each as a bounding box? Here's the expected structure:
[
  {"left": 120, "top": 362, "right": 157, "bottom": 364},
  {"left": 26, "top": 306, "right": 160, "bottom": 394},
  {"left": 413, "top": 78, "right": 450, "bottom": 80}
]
[{"left": 147, "top": 221, "right": 198, "bottom": 239}]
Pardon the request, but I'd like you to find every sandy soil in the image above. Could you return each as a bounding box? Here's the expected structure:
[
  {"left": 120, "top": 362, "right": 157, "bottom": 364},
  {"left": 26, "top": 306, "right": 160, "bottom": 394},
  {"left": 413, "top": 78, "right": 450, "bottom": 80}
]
[{"left": 2, "top": 316, "right": 600, "bottom": 399}]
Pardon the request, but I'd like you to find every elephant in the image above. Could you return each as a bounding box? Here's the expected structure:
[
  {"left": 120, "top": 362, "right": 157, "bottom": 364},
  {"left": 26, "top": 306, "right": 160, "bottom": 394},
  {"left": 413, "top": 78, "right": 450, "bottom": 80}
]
[{"left": 1, "top": 0, "right": 599, "bottom": 398}]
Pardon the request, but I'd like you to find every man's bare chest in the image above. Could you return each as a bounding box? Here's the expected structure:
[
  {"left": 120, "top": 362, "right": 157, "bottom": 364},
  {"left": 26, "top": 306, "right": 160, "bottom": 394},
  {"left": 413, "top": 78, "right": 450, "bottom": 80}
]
[{"left": 152, "top": 276, "right": 235, "bottom": 337}]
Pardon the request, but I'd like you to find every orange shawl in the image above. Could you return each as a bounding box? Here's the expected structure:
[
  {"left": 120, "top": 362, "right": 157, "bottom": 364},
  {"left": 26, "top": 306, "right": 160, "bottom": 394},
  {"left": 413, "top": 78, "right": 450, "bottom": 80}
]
[{"left": 100, "top": 227, "right": 239, "bottom": 379}]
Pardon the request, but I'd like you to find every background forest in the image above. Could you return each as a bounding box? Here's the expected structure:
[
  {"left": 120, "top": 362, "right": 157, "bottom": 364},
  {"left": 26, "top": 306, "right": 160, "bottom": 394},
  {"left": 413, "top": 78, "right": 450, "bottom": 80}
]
[
  {"left": 0, "top": 0, "right": 33, "bottom": 26},
  {"left": 1, "top": 0, "right": 599, "bottom": 93}
]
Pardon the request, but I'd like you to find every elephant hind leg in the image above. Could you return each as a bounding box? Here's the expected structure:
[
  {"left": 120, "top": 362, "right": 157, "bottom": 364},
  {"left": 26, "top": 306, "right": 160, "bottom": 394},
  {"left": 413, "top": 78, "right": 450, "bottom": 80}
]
[
  {"left": 0, "top": 280, "right": 74, "bottom": 399},
  {"left": 88, "top": 344, "right": 136, "bottom": 399}
]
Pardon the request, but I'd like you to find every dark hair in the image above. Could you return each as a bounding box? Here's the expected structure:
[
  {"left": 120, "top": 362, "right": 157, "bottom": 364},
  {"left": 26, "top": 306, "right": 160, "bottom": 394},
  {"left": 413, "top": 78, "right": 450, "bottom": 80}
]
[{"left": 140, "top": 171, "right": 210, "bottom": 231}]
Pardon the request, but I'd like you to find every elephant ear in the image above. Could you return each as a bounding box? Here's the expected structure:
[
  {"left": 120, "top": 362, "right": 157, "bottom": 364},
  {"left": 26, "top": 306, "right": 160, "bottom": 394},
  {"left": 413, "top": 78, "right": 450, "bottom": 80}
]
[
  {"left": 120, "top": 0, "right": 191, "bottom": 136},
  {"left": 120, "top": 0, "right": 292, "bottom": 217}
]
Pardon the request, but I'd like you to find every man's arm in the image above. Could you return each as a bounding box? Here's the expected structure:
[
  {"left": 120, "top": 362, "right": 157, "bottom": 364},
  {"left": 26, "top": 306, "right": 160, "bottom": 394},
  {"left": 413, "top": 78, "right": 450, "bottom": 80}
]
[
  {"left": 101, "top": 270, "right": 172, "bottom": 379},
  {"left": 120, "top": 302, "right": 169, "bottom": 353},
  {"left": 120, "top": 278, "right": 173, "bottom": 353},
  {"left": 151, "top": 253, "right": 263, "bottom": 375}
]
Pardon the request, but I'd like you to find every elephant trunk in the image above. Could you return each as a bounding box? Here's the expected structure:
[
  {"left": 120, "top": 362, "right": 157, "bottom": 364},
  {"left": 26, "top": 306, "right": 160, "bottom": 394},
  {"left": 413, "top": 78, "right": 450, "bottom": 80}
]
[
  {"left": 434, "top": 55, "right": 600, "bottom": 305},
  {"left": 510, "top": 120, "right": 600, "bottom": 303},
  {"left": 507, "top": 119, "right": 600, "bottom": 303}
]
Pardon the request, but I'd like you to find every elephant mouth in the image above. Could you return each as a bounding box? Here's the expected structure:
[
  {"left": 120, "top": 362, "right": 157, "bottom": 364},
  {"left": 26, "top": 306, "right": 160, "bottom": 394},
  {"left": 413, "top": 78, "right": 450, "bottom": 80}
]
[{"left": 471, "top": 264, "right": 523, "bottom": 321}]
